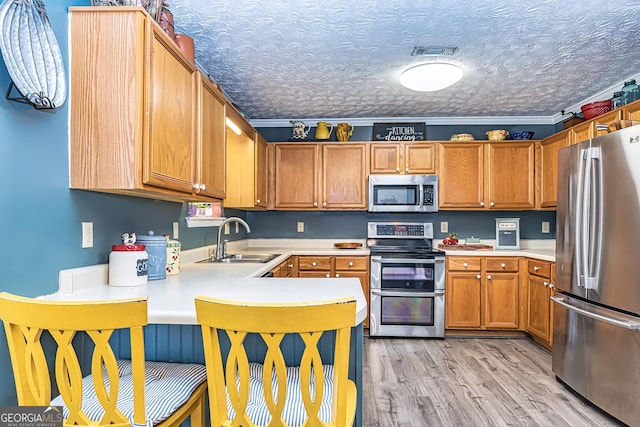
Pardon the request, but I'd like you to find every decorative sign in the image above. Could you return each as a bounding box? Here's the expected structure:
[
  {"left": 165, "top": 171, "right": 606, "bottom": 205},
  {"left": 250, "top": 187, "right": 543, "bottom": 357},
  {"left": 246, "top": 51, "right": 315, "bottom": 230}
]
[{"left": 373, "top": 122, "right": 426, "bottom": 141}]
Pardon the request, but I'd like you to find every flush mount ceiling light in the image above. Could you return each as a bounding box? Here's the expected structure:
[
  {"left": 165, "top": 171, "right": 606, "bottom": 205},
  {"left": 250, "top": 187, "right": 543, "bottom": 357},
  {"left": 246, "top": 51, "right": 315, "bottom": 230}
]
[{"left": 399, "top": 62, "right": 463, "bottom": 92}]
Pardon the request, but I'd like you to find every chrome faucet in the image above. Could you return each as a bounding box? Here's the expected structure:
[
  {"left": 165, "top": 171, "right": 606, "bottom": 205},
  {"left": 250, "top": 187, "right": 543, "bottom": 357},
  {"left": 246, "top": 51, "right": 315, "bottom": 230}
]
[{"left": 215, "top": 217, "right": 251, "bottom": 261}]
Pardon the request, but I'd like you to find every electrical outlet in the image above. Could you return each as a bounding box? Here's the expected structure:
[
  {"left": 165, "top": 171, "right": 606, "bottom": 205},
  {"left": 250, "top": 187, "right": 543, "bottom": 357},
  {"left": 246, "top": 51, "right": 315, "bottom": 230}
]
[
  {"left": 440, "top": 221, "right": 448, "bottom": 233},
  {"left": 224, "top": 223, "right": 230, "bottom": 235},
  {"left": 81, "top": 222, "right": 93, "bottom": 248},
  {"left": 173, "top": 221, "right": 179, "bottom": 239},
  {"left": 542, "top": 221, "right": 550, "bottom": 233},
  {"left": 297, "top": 222, "right": 304, "bottom": 233}
]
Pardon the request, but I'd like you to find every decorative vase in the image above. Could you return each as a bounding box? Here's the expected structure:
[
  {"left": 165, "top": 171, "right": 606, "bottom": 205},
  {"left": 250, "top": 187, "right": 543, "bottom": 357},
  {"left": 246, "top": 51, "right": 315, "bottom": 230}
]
[
  {"left": 174, "top": 33, "right": 195, "bottom": 63},
  {"left": 158, "top": 8, "right": 175, "bottom": 40},
  {"left": 315, "top": 122, "right": 333, "bottom": 140},
  {"left": 336, "top": 122, "right": 354, "bottom": 141}
]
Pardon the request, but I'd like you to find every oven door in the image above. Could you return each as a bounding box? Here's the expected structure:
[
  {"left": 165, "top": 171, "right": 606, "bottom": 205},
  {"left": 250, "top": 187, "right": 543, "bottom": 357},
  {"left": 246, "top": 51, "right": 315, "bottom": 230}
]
[{"left": 369, "top": 255, "right": 445, "bottom": 337}]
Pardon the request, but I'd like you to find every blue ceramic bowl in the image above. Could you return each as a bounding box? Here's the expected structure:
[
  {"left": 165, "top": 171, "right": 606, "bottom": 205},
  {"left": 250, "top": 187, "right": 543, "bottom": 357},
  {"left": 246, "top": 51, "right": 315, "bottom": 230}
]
[{"left": 510, "top": 131, "right": 535, "bottom": 140}]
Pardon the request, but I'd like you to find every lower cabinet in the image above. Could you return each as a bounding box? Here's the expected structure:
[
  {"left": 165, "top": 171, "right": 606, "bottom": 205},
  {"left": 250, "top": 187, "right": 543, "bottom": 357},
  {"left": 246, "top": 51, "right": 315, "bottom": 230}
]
[
  {"left": 297, "top": 255, "right": 370, "bottom": 328},
  {"left": 525, "top": 259, "right": 555, "bottom": 349},
  {"left": 445, "top": 256, "right": 520, "bottom": 330},
  {"left": 270, "top": 257, "right": 296, "bottom": 278}
]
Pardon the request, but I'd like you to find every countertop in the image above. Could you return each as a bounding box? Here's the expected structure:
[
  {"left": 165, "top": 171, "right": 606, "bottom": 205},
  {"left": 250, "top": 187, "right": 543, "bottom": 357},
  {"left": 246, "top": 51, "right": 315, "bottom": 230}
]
[{"left": 435, "top": 239, "right": 556, "bottom": 262}]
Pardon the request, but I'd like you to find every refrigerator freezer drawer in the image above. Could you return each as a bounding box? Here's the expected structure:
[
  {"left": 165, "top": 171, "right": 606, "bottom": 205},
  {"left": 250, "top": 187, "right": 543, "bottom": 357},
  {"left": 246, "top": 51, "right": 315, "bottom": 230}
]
[{"left": 552, "top": 295, "right": 640, "bottom": 426}]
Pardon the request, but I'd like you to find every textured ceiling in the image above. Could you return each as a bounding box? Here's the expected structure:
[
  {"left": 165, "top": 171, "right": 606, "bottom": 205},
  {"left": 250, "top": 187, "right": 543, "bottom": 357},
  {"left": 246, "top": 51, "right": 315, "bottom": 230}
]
[{"left": 168, "top": 0, "right": 640, "bottom": 122}]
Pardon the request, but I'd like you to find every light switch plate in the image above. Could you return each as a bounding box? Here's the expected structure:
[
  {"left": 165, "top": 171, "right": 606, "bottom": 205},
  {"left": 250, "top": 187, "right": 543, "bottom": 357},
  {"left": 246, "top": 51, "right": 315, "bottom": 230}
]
[
  {"left": 297, "top": 222, "right": 304, "bottom": 233},
  {"left": 82, "top": 222, "right": 93, "bottom": 248},
  {"left": 542, "top": 221, "right": 550, "bottom": 233},
  {"left": 173, "top": 221, "right": 179, "bottom": 239},
  {"left": 440, "top": 222, "right": 448, "bottom": 233}
]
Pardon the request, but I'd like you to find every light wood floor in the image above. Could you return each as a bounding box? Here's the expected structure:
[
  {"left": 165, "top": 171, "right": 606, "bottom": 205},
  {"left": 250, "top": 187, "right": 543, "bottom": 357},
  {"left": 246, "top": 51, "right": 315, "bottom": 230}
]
[{"left": 363, "top": 337, "right": 626, "bottom": 427}]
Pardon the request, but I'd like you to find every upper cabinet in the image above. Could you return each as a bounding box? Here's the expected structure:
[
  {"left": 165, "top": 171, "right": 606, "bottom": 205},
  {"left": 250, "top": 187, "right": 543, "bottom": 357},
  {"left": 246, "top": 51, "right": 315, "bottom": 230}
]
[
  {"left": 438, "top": 141, "right": 535, "bottom": 210},
  {"left": 271, "top": 143, "right": 368, "bottom": 210},
  {"left": 370, "top": 142, "right": 436, "bottom": 174},
  {"left": 538, "top": 130, "right": 570, "bottom": 209},
  {"left": 225, "top": 107, "right": 268, "bottom": 209},
  {"left": 69, "top": 7, "right": 223, "bottom": 202}
]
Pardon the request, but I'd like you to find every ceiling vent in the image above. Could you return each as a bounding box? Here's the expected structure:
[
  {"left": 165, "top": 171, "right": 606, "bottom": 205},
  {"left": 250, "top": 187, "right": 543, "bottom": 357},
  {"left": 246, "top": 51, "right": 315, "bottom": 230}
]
[{"left": 411, "top": 46, "right": 458, "bottom": 56}]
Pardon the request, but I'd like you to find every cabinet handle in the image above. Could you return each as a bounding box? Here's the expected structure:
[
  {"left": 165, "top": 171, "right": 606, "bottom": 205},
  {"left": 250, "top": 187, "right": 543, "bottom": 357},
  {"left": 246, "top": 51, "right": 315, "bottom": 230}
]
[
  {"left": 256, "top": 199, "right": 260, "bottom": 204},
  {"left": 288, "top": 264, "right": 293, "bottom": 268},
  {"left": 396, "top": 167, "right": 400, "bottom": 172},
  {"left": 326, "top": 273, "right": 331, "bottom": 278},
  {"left": 463, "top": 262, "right": 468, "bottom": 267},
  {"left": 501, "top": 263, "right": 506, "bottom": 268},
  {"left": 323, "top": 202, "right": 327, "bottom": 207},
  {"left": 490, "top": 201, "right": 495, "bottom": 207},
  {"left": 348, "top": 262, "right": 354, "bottom": 267},
  {"left": 476, "top": 274, "right": 481, "bottom": 279},
  {"left": 549, "top": 283, "right": 555, "bottom": 289},
  {"left": 480, "top": 202, "right": 485, "bottom": 207},
  {"left": 534, "top": 266, "right": 540, "bottom": 271},
  {"left": 487, "top": 275, "right": 492, "bottom": 280},
  {"left": 544, "top": 281, "right": 549, "bottom": 287},
  {"left": 313, "top": 202, "right": 318, "bottom": 207},
  {"left": 335, "top": 273, "right": 340, "bottom": 278},
  {"left": 405, "top": 168, "right": 409, "bottom": 172},
  {"left": 312, "top": 262, "right": 317, "bottom": 266},
  {"left": 193, "top": 182, "right": 200, "bottom": 190}
]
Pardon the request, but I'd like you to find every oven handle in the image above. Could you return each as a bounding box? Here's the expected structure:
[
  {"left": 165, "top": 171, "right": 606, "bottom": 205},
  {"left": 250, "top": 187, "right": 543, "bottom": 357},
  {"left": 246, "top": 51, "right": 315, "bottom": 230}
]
[
  {"left": 371, "top": 256, "right": 444, "bottom": 264},
  {"left": 371, "top": 290, "right": 445, "bottom": 298}
]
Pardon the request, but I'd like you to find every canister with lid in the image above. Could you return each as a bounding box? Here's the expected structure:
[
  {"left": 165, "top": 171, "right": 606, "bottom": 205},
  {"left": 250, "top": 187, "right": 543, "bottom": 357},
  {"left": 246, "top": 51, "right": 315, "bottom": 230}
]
[
  {"left": 109, "top": 240, "right": 148, "bottom": 287},
  {"left": 136, "top": 231, "right": 167, "bottom": 280}
]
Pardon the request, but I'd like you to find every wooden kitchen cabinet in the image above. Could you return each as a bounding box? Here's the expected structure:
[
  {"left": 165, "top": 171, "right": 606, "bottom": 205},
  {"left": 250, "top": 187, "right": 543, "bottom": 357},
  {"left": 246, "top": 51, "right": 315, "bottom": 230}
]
[
  {"left": 446, "top": 256, "right": 519, "bottom": 330},
  {"left": 270, "top": 256, "right": 296, "bottom": 277},
  {"left": 438, "top": 142, "right": 534, "bottom": 210},
  {"left": 593, "top": 109, "right": 623, "bottom": 137},
  {"left": 272, "top": 143, "right": 368, "bottom": 210},
  {"left": 538, "top": 129, "right": 570, "bottom": 209},
  {"left": 525, "top": 258, "right": 555, "bottom": 349},
  {"left": 370, "top": 142, "right": 436, "bottom": 174},
  {"left": 623, "top": 99, "right": 640, "bottom": 120},
  {"left": 296, "top": 255, "right": 370, "bottom": 327},
  {"left": 225, "top": 108, "right": 268, "bottom": 209},
  {"left": 70, "top": 7, "right": 216, "bottom": 202},
  {"left": 570, "top": 121, "right": 595, "bottom": 145},
  {"left": 195, "top": 73, "right": 226, "bottom": 199}
]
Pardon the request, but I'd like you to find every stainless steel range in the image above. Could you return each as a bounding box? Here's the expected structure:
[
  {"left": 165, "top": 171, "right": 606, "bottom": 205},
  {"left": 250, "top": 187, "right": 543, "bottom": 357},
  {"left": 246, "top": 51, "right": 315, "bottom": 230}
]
[{"left": 367, "top": 221, "right": 445, "bottom": 338}]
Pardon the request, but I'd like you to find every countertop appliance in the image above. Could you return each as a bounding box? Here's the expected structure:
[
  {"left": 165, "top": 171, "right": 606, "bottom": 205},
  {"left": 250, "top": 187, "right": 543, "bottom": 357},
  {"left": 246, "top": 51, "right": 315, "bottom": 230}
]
[
  {"left": 367, "top": 221, "right": 445, "bottom": 337},
  {"left": 553, "top": 125, "right": 640, "bottom": 426},
  {"left": 368, "top": 175, "right": 438, "bottom": 213}
]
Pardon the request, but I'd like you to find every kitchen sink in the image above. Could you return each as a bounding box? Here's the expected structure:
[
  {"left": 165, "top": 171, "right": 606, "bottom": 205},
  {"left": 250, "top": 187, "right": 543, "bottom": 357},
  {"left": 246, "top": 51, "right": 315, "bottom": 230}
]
[{"left": 197, "top": 253, "right": 281, "bottom": 264}]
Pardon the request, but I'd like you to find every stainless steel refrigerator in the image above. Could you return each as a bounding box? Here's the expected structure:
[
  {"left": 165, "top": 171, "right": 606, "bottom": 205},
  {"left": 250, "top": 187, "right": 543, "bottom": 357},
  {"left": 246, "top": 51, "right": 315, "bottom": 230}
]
[{"left": 553, "top": 124, "right": 640, "bottom": 426}]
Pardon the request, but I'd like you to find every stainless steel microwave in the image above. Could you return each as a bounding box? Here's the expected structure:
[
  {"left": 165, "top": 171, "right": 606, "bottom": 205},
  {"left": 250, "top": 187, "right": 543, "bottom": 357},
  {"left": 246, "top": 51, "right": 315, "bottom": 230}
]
[{"left": 368, "top": 175, "right": 438, "bottom": 212}]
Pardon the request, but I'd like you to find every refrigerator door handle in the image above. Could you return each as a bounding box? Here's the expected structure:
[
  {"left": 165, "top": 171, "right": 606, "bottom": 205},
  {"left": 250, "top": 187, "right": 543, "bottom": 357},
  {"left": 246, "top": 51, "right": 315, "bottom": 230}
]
[
  {"left": 552, "top": 296, "right": 640, "bottom": 331},
  {"left": 576, "top": 149, "right": 589, "bottom": 288},
  {"left": 586, "top": 147, "right": 603, "bottom": 290}
]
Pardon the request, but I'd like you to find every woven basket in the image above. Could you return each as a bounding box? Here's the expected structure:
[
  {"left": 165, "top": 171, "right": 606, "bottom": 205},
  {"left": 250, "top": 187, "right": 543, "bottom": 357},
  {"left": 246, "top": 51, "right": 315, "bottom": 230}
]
[{"left": 581, "top": 100, "right": 612, "bottom": 120}]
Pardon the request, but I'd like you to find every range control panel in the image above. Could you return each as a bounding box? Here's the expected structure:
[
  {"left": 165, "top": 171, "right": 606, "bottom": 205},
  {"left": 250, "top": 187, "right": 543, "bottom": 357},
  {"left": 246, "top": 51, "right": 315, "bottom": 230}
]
[{"left": 367, "top": 222, "right": 434, "bottom": 239}]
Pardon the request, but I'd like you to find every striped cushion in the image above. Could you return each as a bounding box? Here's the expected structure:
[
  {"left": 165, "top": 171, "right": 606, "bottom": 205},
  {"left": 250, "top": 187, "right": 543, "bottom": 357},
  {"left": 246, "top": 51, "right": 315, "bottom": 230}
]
[
  {"left": 51, "top": 360, "right": 207, "bottom": 426},
  {"left": 227, "top": 363, "right": 334, "bottom": 426}
]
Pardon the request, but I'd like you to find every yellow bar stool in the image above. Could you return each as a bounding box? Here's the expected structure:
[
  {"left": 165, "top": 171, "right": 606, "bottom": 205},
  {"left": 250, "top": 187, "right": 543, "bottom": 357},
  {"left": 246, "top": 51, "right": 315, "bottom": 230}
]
[
  {"left": 0, "top": 292, "right": 207, "bottom": 427},
  {"left": 195, "top": 296, "right": 357, "bottom": 427}
]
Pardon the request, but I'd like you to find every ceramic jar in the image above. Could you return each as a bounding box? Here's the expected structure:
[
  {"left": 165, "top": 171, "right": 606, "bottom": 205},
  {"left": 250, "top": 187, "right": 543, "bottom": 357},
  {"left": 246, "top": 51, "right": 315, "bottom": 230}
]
[
  {"left": 336, "top": 122, "right": 354, "bottom": 141},
  {"left": 136, "top": 231, "right": 167, "bottom": 280},
  {"left": 166, "top": 237, "right": 181, "bottom": 276},
  {"left": 175, "top": 34, "right": 195, "bottom": 63},
  {"left": 315, "top": 122, "right": 333, "bottom": 140},
  {"left": 486, "top": 129, "right": 509, "bottom": 141},
  {"left": 109, "top": 244, "right": 148, "bottom": 287}
]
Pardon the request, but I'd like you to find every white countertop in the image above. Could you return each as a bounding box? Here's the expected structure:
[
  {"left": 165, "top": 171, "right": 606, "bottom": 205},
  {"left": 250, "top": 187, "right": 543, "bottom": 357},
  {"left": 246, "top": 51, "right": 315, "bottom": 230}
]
[{"left": 47, "top": 238, "right": 556, "bottom": 327}]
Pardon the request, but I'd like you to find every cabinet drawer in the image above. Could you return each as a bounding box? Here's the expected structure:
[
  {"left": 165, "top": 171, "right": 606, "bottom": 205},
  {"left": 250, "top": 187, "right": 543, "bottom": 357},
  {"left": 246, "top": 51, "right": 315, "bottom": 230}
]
[
  {"left": 335, "top": 256, "right": 368, "bottom": 271},
  {"left": 528, "top": 259, "right": 551, "bottom": 278},
  {"left": 485, "top": 257, "right": 519, "bottom": 272},
  {"left": 448, "top": 257, "right": 481, "bottom": 271},
  {"left": 298, "top": 256, "right": 331, "bottom": 271}
]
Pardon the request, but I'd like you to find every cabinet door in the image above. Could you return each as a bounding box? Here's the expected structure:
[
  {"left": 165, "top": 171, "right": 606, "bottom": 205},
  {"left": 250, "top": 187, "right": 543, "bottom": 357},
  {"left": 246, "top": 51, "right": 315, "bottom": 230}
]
[
  {"left": 225, "top": 110, "right": 256, "bottom": 208},
  {"left": 549, "top": 263, "right": 556, "bottom": 347},
  {"left": 483, "top": 273, "right": 519, "bottom": 329},
  {"left": 570, "top": 121, "right": 595, "bottom": 145},
  {"left": 335, "top": 269, "right": 370, "bottom": 328},
  {"left": 539, "top": 130, "right": 570, "bottom": 208},
  {"left": 486, "top": 142, "right": 535, "bottom": 209},
  {"left": 196, "top": 74, "right": 225, "bottom": 198},
  {"left": 370, "top": 144, "right": 401, "bottom": 174},
  {"left": 322, "top": 144, "right": 367, "bottom": 209},
  {"left": 594, "top": 110, "right": 623, "bottom": 137},
  {"left": 526, "top": 275, "right": 550, "bottom": 341},
  {"left": 144, "top": 26, "right": 197, "bottom": 193},
  {"left": 445, "top": 272, "right": 482, "bottom": 328},
  {"left": 404, "top": 143, "right": 436, "bottom": 174},
  {"left": 438, "top": 143, "right": 484, "bottom": 208},
  {"left": 623, "top": 99, "right": 640, "bottom": 120},
  {"left": 274, "top": 144, "right": 320, "bottom": 208},
  {"left": 254, "top": 134, "right": 268, "bottom": 208}
]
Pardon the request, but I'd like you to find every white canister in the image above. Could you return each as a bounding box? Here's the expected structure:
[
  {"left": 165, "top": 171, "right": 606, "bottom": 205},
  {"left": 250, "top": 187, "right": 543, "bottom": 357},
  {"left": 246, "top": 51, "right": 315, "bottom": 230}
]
[{"left": 109, "top": 244, "right": 148, "bottom": 286}]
